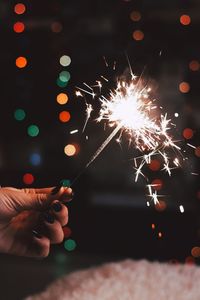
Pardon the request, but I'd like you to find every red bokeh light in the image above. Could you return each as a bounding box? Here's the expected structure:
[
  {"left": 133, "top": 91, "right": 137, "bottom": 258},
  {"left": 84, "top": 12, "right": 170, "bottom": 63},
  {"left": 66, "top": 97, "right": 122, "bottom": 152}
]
[
  {"left": 23, "top": 173, "right": 34, "bottom": 185},
  {"left": 13, "top": 22, "right": 25, "bottom": 33},
  {"left": 182, "top": 128, "right": 194, "bottom": 139}
]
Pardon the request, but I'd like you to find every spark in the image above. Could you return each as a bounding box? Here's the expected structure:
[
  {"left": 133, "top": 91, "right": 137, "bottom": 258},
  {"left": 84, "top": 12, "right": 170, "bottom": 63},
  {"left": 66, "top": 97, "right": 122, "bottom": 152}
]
[
  {"left": 103, "top": 56, "right": 108, "bottom": 67},
  {"left": 187, "top": 143, "right": 196, "bottom": 149},
  {"left": 191, "top": 172, "right": 199, "bottom": 176},
  {"left": 100, "top": 75, "right": 109, "bottom": 82},
  {"left": 70, "top": 129, "right": 79, "bottom": 135},
  {"left": 76, "top": 86, "right": 95, "bottom": 98},
  {"left": 179, "top": 205, "right": 184, "bottom": 213},
  {"left": 75, "top": 90, "right": 83, "bottom": 97},
  {"left": 82, "top": 103, "right": 93, "bottom": 133}
]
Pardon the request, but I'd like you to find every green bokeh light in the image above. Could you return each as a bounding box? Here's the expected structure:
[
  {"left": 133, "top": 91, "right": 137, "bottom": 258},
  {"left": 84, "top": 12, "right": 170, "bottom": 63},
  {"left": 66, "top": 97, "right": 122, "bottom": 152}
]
[
  {"left": 60, "top": 179, "right": 71, "bottom": 187},
  {"left": 14, "top": 109, "right": 26, "bottom": 121},
  {"left": 59, "top": 71, "right": 71, "bottom": 83},
  {"left": 27, "top": 125, "right": 39, "bottom": 137},
  {"left": 56, "top": 77, "right": 68, "bottom": 88},
  {"left": 55, "top": 252, "right": 68, "bottom": 264},
  {"left": 64, "top": 239, "right": 76, "bottom": 251}
]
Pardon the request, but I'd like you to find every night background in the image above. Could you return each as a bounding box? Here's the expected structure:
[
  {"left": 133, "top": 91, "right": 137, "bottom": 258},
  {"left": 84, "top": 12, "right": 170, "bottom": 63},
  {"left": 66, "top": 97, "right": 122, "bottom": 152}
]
[{"left": 1, "top": 0, "right": 200, "bottom": 299}]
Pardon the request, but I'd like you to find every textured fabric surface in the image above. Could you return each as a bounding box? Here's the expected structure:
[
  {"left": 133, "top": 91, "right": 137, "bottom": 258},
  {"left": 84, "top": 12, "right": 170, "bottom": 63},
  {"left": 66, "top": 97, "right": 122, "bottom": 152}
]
[{"left": 26, "top": 259, "right": 200, "bottom": 300}]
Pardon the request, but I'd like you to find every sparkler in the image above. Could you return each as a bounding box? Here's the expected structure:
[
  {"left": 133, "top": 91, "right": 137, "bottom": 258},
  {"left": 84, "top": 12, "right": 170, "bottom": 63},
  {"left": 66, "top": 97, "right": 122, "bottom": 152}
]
[{"left": 84, "top": 77, "right": 181, "bottom": 181}]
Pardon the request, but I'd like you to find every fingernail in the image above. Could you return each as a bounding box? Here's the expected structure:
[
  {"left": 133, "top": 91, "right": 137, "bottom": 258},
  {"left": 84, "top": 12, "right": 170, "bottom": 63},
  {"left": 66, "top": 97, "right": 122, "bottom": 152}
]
[
  {"left": 62, "top": 191, "right": 74, "bottom": 203},
  {"left": 32, "top": 230, "right": 42, "bottom": 239},
  {"left": 44, "top": 213, "right": 55, "bottom": 224},
  {"left": 52, "top": 201, "right": 62, "bottom": 212},
  {"left": 51, "top": 185, "right": 62, "bottom": 195}
]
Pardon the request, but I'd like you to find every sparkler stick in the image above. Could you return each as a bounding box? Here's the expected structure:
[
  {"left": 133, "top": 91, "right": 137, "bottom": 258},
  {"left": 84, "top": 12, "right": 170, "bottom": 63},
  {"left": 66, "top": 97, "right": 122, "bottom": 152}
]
[{"left": 86, "top": 124, "right": 121, "bottom": 168}]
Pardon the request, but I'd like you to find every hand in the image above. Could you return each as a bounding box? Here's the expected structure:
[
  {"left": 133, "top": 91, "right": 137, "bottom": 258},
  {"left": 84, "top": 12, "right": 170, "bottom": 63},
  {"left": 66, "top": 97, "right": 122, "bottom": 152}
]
[{"left": 0, "top": 186, "right": 72, "bottom": 258}]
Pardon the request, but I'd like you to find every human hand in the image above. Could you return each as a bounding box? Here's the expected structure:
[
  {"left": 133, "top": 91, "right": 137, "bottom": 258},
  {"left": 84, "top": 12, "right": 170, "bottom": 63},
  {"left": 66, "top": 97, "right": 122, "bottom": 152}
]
[{"left": 0, "top": 186, "right": 72, "bottom": 258}]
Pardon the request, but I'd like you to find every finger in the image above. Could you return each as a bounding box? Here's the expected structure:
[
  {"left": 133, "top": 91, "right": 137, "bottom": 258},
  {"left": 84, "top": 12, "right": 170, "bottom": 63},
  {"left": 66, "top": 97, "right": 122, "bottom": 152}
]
[
  {"left": 41, "top": 214, "right": 64, "bottom": 244},
  {"left": 51, "top": 201, "right": 68, "bottom": 226},
  {"left": 21, "top": 187, "right": 54, "bottom": 194},
  {"left": 27, "top": 233, "right": 50, "bottom": 258}
]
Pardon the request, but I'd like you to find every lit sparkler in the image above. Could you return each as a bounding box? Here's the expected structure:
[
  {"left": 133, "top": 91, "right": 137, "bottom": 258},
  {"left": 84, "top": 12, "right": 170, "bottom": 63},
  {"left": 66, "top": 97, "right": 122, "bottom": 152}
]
[{"left": 83, "top": 77, "right": 181, "bottom": 180}]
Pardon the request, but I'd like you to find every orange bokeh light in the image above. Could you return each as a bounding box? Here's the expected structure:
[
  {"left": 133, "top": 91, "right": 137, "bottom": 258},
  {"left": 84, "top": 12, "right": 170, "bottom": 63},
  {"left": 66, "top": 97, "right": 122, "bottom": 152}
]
[
  {"left": 180, "top": 14, "right": 191, "bottom": 26},
  {"left": 59, "top": 111, "right": 71, "bottom": 123},
  {"left": 151, "top": 179, "right": 163, "bottom": 191},
  {"left": 132, "top": 30, "right": 144, "bottom": 41},
  {"left": 51, "top": 22, "right": 63, "bottom": 33},
  {"left": 14, "top": 3, "right": 26, "bottom": 15},
  {"left": 155, "top": 200, "right": 167, "bottom": 212},
  {"left": 148, "top": 159, "right": 161, "bottom": 171},
  {"left": 195, "top": 146, "right": 200, "bottom": 157},
  {"left": 189, "top": 60, "right": 200, "bottom": 71},
  {"left": 64, "top": 144, "right": 76, "bottom": 156},
  {"left": 23, "top": 173, "right": 34, "bottom": 185},
  {"left": 57, "top": 93, "right": 68, "bottom": 105},
  {"left": 130, "top": 11, "right": 141, "bottom": 22},
  {"left": 13, "top": 22, "right": 25, "bottom": 33},
  {"left": 16, "top": 56, "right": 27, "bottom": 68},
  {"left": 182, "top": 128, "right": 194, "bottom": 139},
  {"left": 151, "top": 223, "right": 155, "bottom": 230},
  {"left": 191, "top": 246, "right": 200, "bottom": 258},
  {"left": 179, "top": 82, "right": 190, "bottom": 93}
]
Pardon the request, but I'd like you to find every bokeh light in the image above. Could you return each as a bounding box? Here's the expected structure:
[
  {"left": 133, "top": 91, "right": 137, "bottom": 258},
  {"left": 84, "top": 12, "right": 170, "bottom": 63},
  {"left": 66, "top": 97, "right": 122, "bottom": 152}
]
[
  {"left": 60, "top": 179, "right": 71, "bottom": 187},
  {"left": 23, "top": 173, "right": 34, "bottom": 185},
  {"left": 14, "top": 3, "right": 26, "bottom": 15},
  {"left": 151, "top": 223, "right": 155, "bottom": 230},
  {"left": 182, "top": 128, "right": 194, "bottom": 139},
  {"left": 63, "top": 227, "right": 72, "bottom": 238},
  {"left": 56, "top": 93, "right": 68, "bottom": 105},
  {"left": 14, "top": 109, "right": 26, "bottom": 121},
  {"left": 132, "top": 30, "right": 144, "bottom": 41},
  {"left": 151, "top": 179, "right": 163, "bottom": 191},
  {"left": 59, "top": 71, "right": 71, "bottom": 83},
  {"left": 13, "top": 22, "right": 25, "bottom": 33},
  {"left": 16, "top": 56, "right": 27, "bottom": 69},
  {"left": 64, "top": 239, "right": 76, "bottom": 251},
  {"left": 191, "top": 246, "right": 200, "bottom": 258},
  {"left": 155, "top": 200, "right": 167, "bottom": 212},
  {"left": 179, "top": 81, "right": 190, "bottom": 93},
  {"left": 30, "top": 153, "right": 41, "bottom": 166},
  {"left": 195, "top": 146, "right": 200, "bottom": 157},
  {"left": 56, "top": 77, "right": 68, "bottom": 88},
  {"left": 130, "top": 11, "right": 141, "bottom": 22},
  {"left": 158, "top": 232, "right": 162, "bottom": 238},
  {"left": 59, "top": 111, "right": 71, "bottom": 123},
  {"left": 60, "top": 55, "right": 71, "bottom": 67},
  {"left": 64, "top": 144, "right": 76, "bottom": 156},
  {"left": 148, "top": 159, "right": 161, "bottom": 171},
  {"left": 27, "top": 125, "right": 40, "bottom": 137},
  {"left": 189, "top": 60, "right": 200, "bottom": 71},
  {"left": 180, "top": 14, "right": 191, "bottom": 26},
  {"left": 51, "top": 22, "right": 63, "bottom": 33}
]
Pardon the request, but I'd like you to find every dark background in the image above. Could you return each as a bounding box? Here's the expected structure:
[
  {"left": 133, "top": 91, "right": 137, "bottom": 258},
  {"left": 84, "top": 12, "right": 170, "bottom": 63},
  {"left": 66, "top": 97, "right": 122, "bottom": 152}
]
[{"left": 1, "top": 0, "right": 200, "bottom": 299}]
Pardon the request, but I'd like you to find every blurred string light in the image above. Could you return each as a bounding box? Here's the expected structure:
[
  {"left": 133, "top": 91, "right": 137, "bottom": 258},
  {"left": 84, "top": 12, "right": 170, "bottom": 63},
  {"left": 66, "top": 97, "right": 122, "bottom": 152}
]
[
  {"left": 60, "top": 55, "right": 71, "bottom": 67},
  {"left": 182, "top": 128, "right": 194, "bottom": 139},
  {"left": 179, "top": 81, "right": 190, "bottom": 93},
  {"left": 189, "top": 60, "right": 200, "bottom": 72},
  {"left": 13, "top": 22, "right": 25, "bottom": 33},
  {"left": 14, "top": 3, "right": 26, "bottom": 15},
  {"left": 191, "top": 247, "right": 200, "bottom": 258},
  {"left": 195, "top": 146, "right": 200, "bottom": 157},
  {"left": 14, "top": 108, "right": 26, "bottom": 121},
  {"left": 59, "top": 111, "right": 71, "bottom": 123},
  {"left": 57, "top": 93, "right": 68, "bottom": 105},
  {"left": 64, "top": 239, "right": 76, "bottom": 251},
  {"left": 51, "top": 22, "right": 63, "bottom": 33},
  {"left": 148, "top": 159, "right": 161, "bottom": 171},
  {"left": 16, "top": 56, "right": 27, "bottom": 68},
  {"left": 56, "top": 77, "right": 68, "bottom": 88},
  {"left": 155, "top": 200, "right": 167, "bottom": 212},
  {"left": 29, "top": 153, "right": 41, "bottom": 166},
  {"left": 23, "top": 173, "right": 34, "bottom": 185},
  {"left": 132, "top": 30, "right": 144, "bottom": 41},
  {"left": 130, "top": 11, "right": 141, "bottom": 22},
  {"left": 180, "top": 14, "right": 191, "bottom": 26},
  {"left": 27, "top": 125, "right": 39, "bottom": 137},
  {"left": 59, "top": 71, "right": 71, "bottom": 83},
  {"left": 64, "top": 144, "right": 76, "bottom": 156}
]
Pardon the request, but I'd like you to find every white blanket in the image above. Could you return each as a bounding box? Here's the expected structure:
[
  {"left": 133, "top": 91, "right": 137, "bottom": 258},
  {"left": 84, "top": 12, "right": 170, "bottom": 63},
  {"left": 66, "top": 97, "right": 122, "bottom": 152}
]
[{"left": 26, "top": 259, "right": 200, "bottom": 300}]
